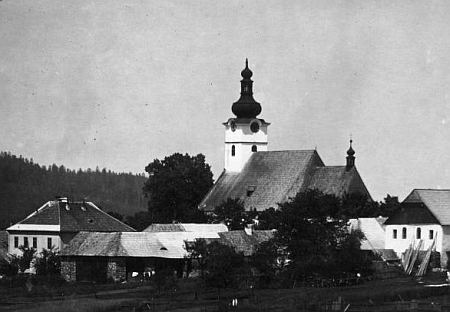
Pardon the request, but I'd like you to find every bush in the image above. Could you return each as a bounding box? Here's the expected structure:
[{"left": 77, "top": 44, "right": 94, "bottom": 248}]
[
  {"left": 34, "top": 247, "right": 61, "bottom": 276},
  {"left": 0, "top": 256, "right": 19, "bottom": 277}
]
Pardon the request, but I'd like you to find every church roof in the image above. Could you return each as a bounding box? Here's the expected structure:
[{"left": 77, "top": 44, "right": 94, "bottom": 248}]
[
  {"left": 143, "top": 223, "right": 228, "bottom": 233},
  {"left": 199, "top": 150, "right": 371, "bottom": 212},
  {"left": 385, "top": 189, "right": 450, "bottom": 225},
  {"left": 7, "top": 200, "right": 135, "bottom": 233}
]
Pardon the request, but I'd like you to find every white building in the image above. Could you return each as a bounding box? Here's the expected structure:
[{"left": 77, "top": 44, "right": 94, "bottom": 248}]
[{"left": 384, "top": 189, "right": 450, "bottom": 267}]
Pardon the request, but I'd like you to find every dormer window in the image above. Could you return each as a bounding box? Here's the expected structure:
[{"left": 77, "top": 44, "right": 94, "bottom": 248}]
[{"left": 247, "top": 185, "right": 256, "bottom": 197}]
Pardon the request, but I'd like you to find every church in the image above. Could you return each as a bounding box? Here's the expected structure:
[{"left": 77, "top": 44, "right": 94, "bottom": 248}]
[{"left": 199, "top": 60, "right": 371, "bottom": 213}]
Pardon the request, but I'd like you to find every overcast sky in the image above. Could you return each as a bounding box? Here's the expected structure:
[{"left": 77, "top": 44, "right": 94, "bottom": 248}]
[{"left": 1, "top": 0, "right": 450, "bottom": 201}]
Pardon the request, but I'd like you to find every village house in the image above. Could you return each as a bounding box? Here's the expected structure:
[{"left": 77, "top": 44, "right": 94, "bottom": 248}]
[
  {"left": 60, "top": 223, "right": 228, "bottom": 282},
  {"left": 199, "top": 60, "right": 371, "bottom": 213},
  {"left": 384, "top": 189, "right": 450, "bottom": 268},
  {"left": 6, "top": 197, "right": 135, "bottom": 256}
]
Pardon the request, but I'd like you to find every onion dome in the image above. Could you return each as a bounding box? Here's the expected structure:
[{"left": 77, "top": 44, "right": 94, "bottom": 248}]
[
  {"left": 347, "top": 139, "right": 355, "bottom": 156},
  {"left": 346, "top": 139, "right": 355, "bottom": 170},
  {"left": 231, "top": 59, "right": 262, "bottom": 118}
]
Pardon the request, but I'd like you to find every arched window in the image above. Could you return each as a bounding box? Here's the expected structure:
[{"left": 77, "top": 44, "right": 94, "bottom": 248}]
[
  {"left": 251, "top": 145, "right": 257, "bottom": 152},
  {"left": 393, "top": 229, "right": 397, "bottom": 239},
  {"left": 402, "top": 227, "right": 407, "bottom": 239},
  {"left": 231, "top": 145, "right": 235, "bottom": 157},
  {"left": 416, "top": 227, "right": 421, "bottom": 239}
]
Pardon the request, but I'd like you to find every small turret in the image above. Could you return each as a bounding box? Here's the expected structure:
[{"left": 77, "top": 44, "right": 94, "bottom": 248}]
[{"left": 346, "top": 139, "right": 355, "bottom": 170}]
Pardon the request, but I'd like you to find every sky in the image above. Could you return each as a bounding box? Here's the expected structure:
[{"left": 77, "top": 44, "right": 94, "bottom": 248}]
[{"left": 1, "top": 0, "right": 450, "bottom": 201}]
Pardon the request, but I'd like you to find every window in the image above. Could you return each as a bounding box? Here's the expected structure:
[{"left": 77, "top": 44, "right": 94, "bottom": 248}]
[
  {"left": 402, "top": 227, "right": 407, "bottom": 239},
  {"left": 47, "top": 237, "right": 52, "bottom": 250},
  {"left": 231, "top": 145, "right": 235, "bottom": 157},
  {"left": 251, "top": 145, "right": 257, "bottom": 152},
  {"left": 32, "top": 237, "right": 37, "bottom": 249},
  {"left": 393, "top": 229, "right": 397, "bottom": 239},
  {"left": 14, "top": 237, "right": 19, "bottom": 248},
  {"left": 247, "top": 186, "right": 256, "bottom": 197},
  {"left": 416, "top": 228, "right": 421, "bottom": 239},
  {"left": 24, "top": 237, "right": 29, "bottom": 248},
  {"left": 429, "top": 230, "right": 434, "bottom": 240}
]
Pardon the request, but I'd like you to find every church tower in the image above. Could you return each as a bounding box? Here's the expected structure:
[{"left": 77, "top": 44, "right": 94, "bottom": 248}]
[{"left": 224, "top": 60, "right": 270, "bottom": 172}]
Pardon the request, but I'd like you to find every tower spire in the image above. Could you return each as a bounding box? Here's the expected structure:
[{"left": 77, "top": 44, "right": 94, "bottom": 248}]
[
  {"left": 231, "top": 59, "right": 262, "bottom": 118},
  {"left": 346, "top": 138, "right": 355, "bottom": 170}
]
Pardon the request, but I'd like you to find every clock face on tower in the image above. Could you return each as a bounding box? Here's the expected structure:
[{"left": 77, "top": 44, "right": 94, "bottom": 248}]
[{"left": 250, "top": 121, "right": 260, "bottom": 133}]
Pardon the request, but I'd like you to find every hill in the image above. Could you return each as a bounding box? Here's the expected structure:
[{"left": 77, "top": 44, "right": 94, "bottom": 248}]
[{"left": 0, "top": 151, "right": 147, "bottom": 229}]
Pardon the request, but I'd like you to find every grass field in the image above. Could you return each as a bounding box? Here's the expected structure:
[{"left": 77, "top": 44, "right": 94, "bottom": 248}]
[{"left": 1, "top": 275, "right": 450, "bottom": 311}]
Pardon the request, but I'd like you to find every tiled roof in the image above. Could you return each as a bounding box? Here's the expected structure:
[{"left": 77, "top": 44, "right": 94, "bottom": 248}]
[
  {"left": 308, "top": 166, "right": 371, "bottom": 199},
  {"left": 384, "top": 202, "right": 439, "bottom": 225},
  {"left": 199, "top": 150, "right": 371, "bottom": 212},
  {"left": 8, "top": 200, "right": 135, "bottom": 233},
  {"left": 216, "top": 230, "right": 275, "bottom": 256},
  {"left": 389, "top": 189, "right": 450, "bottom": 225},
  {"left": 200, "top": 150, "right": 324, "bottom": 212},
  {"left": 61, "top": 231, "right": 222, "bottom": 258},
  {"left": 144, "top": 223, "right": 228, "bottom": 233},
  {"left": 349, "top": 218, "right": 386, "bottom": 250}
]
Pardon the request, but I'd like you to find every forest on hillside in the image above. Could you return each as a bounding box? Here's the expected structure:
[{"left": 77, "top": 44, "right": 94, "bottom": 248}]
[{"left": 0, "top": 151, "right": 147, "bottom": 229}]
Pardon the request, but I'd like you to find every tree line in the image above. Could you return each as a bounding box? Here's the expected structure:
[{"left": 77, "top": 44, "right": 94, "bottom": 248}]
[{"left": 0, "top": 151, "right": 147, "bottom": 229}]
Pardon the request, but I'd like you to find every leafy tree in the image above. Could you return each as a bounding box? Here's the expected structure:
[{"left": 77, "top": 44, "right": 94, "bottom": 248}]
[
  {"left": 143, "top": 153, "right": 213, "bottom": 223},
  {"left": 213, "top": 198, "right": 250, "bottom": 230},
  {"left": 125, "top": 211, "right": 152, "bottom": 231},
  {"left": 17, "top": 246, "right": 36, "bottom": 273},
  {"left": 185, "top": 238, "right": 208, "bottom": 278},
  {"left": 378, "top": 194, "right": 401, "bottom": 218},
  {"left": 254, "top": 207, "right": 282, "bottom": 230},
  {"left": 274, "top": 189, "right": 366, "bottom": 282},
  {"left": 0, "top": 256, "right": 19, "bottom": 277},
  {"left": 203, "top": 241, "right": 246, "bottom": 288},
  {"left": 251, "top": 239, "right": 285, "bottom": 286},
  {"left": 34, "top": 247, "right": 61, "bottom": 276}
]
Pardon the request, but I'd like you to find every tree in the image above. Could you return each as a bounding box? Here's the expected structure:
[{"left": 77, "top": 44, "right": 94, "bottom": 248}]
[
  {"left": 274, "top": 189, "right": 368, "bottom": 282},
  {"left": 34, "top": 247, "right": 61, "bottom": 276},
  {"left": 203, "top": 241, "right": 246, "bottom": 288},
  {"left": 185, "top": 238, "right": 208, "bottom": 278},
  {"left": 213, "top": 198, "right": 250, "bottom": 230},
  {"left": 143, "top": 153, "right": 214, "bottom": 223},
  {"left": 17, "top": 246, "right": 36, "bottom": 273},
  {"left": 378, "top": 195, "right": 401, "bottom": 218}
]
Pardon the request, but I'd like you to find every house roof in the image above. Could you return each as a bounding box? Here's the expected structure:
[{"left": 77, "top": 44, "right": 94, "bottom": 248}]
[
  {"left": 199, "top": 150, "right": 371, "bottom": 212},
  {"left": 7, "top": 200, "right": 135, "bottom": 233},
  {"left": 213, "top": 230, "right": 275, "bottom": 256},
  {"left": 349, "top": 218, "right": 386, "bottom": 250},
  {"left": 61, "top": 231, "right": 222, "bottom": 258},
  {"left": 385, "top": 189, "right": 450, "bottom": 225},
  {"left": 144, "top": 223, "right": 228, "bottom": 233}
]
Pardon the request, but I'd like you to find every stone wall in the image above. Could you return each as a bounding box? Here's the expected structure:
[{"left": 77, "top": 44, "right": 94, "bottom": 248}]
[
  {"left": 61, "top": 258, "right": 76, "bottom": 282},
  {"left": 107, "top": 257, "right": 126, "bottom": 282}
]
